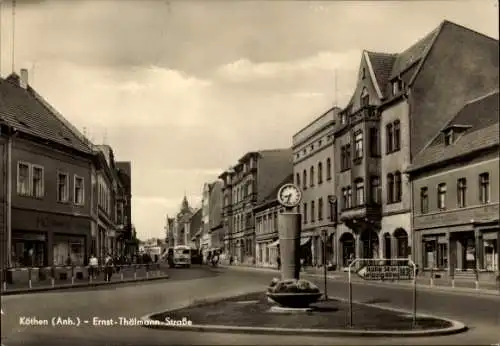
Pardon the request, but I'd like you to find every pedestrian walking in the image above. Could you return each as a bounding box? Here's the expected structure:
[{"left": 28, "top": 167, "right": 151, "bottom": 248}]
[
  {"left": 88, "top": 254, "right": 98, "bottom": 280},
  {"left": 211, "top": 251, "right": 219, "bottom": 267},
  {"left": 104, "top": 254, "right": 114, "bottom": 282},
  {"left": 276, "top": 256, "right": 281, "bottom": 270}
]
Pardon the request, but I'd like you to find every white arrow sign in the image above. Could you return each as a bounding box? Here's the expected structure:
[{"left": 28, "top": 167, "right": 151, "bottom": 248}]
[{"left": 356, "top": 265, "right": 413, "bottom": 281}]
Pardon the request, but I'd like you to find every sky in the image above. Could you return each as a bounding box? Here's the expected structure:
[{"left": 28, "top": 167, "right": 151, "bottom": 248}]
[{"left": 0, "top": 0, "right": 497, "bottom": 240}]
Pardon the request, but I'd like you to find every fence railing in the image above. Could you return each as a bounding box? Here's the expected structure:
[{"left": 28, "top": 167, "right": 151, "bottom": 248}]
[{"left": 1, "top": 263, "right": 164, "bottom": 292}]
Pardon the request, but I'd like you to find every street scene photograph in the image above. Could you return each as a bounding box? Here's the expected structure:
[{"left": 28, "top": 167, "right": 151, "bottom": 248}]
[{"left": 0, "top": 0, "right": 499, "bottom": 345}]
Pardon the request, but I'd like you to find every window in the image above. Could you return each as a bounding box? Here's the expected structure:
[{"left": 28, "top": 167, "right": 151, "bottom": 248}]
[
  {"left": 370, "top": 176, "right": 381, "bottom": 204},
  {"left": 437, "top": 183, "right": 447, "bottom": 210},
  {"left": 326, "top": 158, "right": 332, "bottom": 180},
  {"left": 57, "top": 172, "right": 70, "bottom": 202},
  {"left": 303, "top": 170, "right": 307, "bottom": 190},
  {"left": 303, "top": 203, "right": 308, "bottom": 224},
  {"left": 444, "top": 130, "right": 454, "bottom": 146},
  {"left": 361, "top": 68, "right": 366, "bottom": 80},
  {"left": 392, "top": 78, "right": 404, "bottom": 95},
  {"left": 387, "top": 173, "right": 394, "bottom": 203},
  {"left": 74, "top": 176, "right": 84, "bottom": 205},
  {"left": 393, "top": 120, "right": 401, "bottom": 151},
  {"left": 341, "top": 113, "right": 347, "bottom": 125},
  {"left": 394, "top": 171, "right": 402, "bottom": 202},
  {"left": 318, "top": 139, "right": 322, "bottom": 146},
  {"left": 457, "top": 178, "right": 467, "bottom": 208},
  {"left": 296, "top": 173, "right": 301, "bottom": 187},
  {"left": 420, "top": 187, "right": 429, "bottom": 213},
  {"left": 341, "top": 146, "right": 347, "bottom": 170},
  {"left": 17, "top": 162, "right": 30, "bottom": 196},
  {"left": 347, "top": 187, "right": 352, "bottom": 209},
  {"left": 369, "top": 128, "right": 379, "bottom": 156},
  {"left": 354, "top": 131, "right": 363, "bottom": 159},
  {"left": 311, "top": 201, "right": 315, "bottom": 222},
  {"left": 361, "top": 87, "right": 369, "bottom": 106},
  {"left": 345, "top": 144, "right": 351, "bottom": 169},
  {"left": 386, "top": 124, "right": 394, "bottom": 154},
  {"left": 310, "top": 166, "right": 314, "bottom": 187},
  {"left": 342, "top": 188, "right": 347, "bottom": 210},
  {"left": 318, "top": 198, "right": 323, "bottom": 220},
  {"left": 479, "top": 173, "right": 490, "bottom": 204},
  {"left": 31, "top": 165, "right": 44, "bottom": 198},
  {"left": 317, "top": 162, "right": 323, "bottom": 184},
  {"left": 355, "top": 179, "right": 365, "bottom": 206}
]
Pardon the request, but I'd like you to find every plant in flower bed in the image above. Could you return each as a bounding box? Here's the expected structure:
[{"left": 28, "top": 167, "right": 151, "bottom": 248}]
[
  {"left": 148, "top": 292, "right": 455, "bottom": 332},
  {"left": 267, "top": 278, "right": 322, "bottom": 308}
]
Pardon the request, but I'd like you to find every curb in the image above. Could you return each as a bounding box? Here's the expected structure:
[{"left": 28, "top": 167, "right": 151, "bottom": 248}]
[
  {"left": 220, "top": 265, "right": 500, "bottom": 297},
  {"left": 139, "top": 290, "right": 468, "bottom": 337},
  {"left": 0, "top": 275, "right": 170, "bottom": 296}
]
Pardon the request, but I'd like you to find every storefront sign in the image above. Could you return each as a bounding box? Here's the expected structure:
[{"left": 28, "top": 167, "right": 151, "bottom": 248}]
[
  {"left": 414, "top": 204, "right": 499, "bottom": 229},
  {"left": 13, "top": 209, "right": 91, "bottom": 235}
]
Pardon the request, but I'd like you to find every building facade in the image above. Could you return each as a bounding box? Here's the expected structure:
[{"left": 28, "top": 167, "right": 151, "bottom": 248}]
[
  {"left": 408, "top": 91, "right": 499, "bottom": 279},
  {"left": 254, "top": 174, "right": 292, "bottom": 267},
  {"left": 333, "top": 51, "right": 392, "bottom": 269},
  {"left": 294, "top": 107, "right": 340, "bottom": 267},
  {"left": 200, "top": 182, "right": 213, "bottom": 259},
  {"left": 0, "top": 128, "right": 8, "bottom": 283},
  {"left": 116, "top": 161, "right": 135, "bottom": 255},
  {"left": 208, "top": 181, "right": 224, "bottom": 253},
  {"left": 172, "top": 196, "right": 193, "bottom": 247},
  {"left": 219, "top": 149, "right": 292, "bottom": 265},
  {"left": 0, "top": 72, "right": 94, "bottom": 273},
  {"left": 378, "top": 20, "right": 498, "bottom": 264}
]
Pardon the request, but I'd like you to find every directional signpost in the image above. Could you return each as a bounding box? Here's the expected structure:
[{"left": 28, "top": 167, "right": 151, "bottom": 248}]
[{"left": 347, "top": 258, "right": 417, "bottom": 327}]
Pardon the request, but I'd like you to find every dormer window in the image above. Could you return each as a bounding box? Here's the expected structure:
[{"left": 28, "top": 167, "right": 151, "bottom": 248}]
[
  {"left": 341, "top": 113, "right": 347, "bottom": 125},
  {"left": 392, "top": 78, "right": 405, "bottom": 96},
  {"left": 444, "top": 130, "right": 454, "bottom": 146},
  {"left": 361, "top": 88, "right": 369, "bottom": 107}
]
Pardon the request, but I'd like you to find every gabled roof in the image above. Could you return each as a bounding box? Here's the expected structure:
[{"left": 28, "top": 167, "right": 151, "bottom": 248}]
[
  {"left": 365, "top": 51, "right": 397, "bottom": 98},
  {"left": 254, "top": 173, "right": 293, "bottom": 211},
  {"left": 407, "top": 90, "right": 499, "bottom": 173},
  {"left": 390, "top": 24, "right": 441, "bottom": 80},
  {"left": 0, "top": 74, "right": 92, "bottom": 154}
]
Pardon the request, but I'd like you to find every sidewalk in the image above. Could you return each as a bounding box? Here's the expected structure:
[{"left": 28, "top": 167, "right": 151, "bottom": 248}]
[
  {"left": 1, "top": 266, "right": 169, "bottom": 295},
  {"left": 219, "top": 264, "right": 500, "bottom": 296}
]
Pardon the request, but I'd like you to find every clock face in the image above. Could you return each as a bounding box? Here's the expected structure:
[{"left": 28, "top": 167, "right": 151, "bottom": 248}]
[{"left": 277, "top": 184, "right": 302, "bottom": 208}]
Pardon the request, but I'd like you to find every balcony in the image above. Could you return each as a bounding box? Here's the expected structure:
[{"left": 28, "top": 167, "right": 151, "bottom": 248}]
[
  {"left": 350, "top": 105, "right": 379, "bottom": 125},
  {"left": 340, "top": 204, "right": 382, "bottom": 231}
]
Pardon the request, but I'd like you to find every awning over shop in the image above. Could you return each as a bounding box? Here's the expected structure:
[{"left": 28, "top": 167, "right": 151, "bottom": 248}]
[
  {"left": 301, "top": 237, "right": 311, "bottom": 246},
  {"left": 268, "top": 239, "right": 280, "bottom": 247}
]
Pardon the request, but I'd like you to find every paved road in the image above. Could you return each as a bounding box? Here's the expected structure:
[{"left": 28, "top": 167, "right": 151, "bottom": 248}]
[{"left": 1, "top": 266, "right": 499, "bottom": 346}]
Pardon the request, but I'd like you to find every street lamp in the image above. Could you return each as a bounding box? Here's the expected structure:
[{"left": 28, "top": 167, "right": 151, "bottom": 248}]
[{"left": 322, "top": 229, "right": 328, "bottom": 301}]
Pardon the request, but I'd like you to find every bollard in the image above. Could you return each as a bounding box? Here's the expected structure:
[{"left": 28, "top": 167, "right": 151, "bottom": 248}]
[
  {"left": 71, "top": 266, "right": 75, "bottom": 285},
  {"left": 3, "top": 281, "right": 6, "bottom": 291},
  {"left": 120, "top": 268, "right": 124, "bottom": 281},
  {"left": 451, "top": 279, "right": 455, "bottom": 288},
  {"left": 134, "top": 265, "right": 137, "bottom": 280},
  {"left": 28, "top": 268, "right": 32, "bottom": 289}
]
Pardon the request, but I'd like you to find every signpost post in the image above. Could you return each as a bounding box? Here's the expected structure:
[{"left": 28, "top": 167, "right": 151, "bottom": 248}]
[
  {"left": 347, "top": 258, "right": 417, "bottom": 327},
  {"left": 322, "top": 229, "right": 328, "bottom": 301}
]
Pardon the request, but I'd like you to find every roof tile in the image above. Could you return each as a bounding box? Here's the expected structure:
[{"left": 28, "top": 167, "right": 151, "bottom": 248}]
[{"left": 0, "top": 74, "right": 92, "bottom": 153}]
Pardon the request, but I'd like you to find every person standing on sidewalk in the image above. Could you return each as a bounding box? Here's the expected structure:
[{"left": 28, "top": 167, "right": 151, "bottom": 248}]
[
  {"left": 89, "top": 254, "right": 98, "bottom": 280},
  {"left": 104, "top": 254, "right": 114, "bottom": 282}
]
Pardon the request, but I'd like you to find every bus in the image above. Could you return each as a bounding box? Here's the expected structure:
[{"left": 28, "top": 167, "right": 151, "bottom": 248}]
[{"left": 171, "top": 245, "right": 191, "bottom": 268}]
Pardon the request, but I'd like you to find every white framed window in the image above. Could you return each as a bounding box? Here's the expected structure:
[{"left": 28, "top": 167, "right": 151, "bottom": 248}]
[
  {"left": 57, "top": 172, "right": 70, "bottom": 202},
  {"left": 74, "top": 175, "right": 85, "bottom": 205},
  {"left": 17, "top": 161, "right": 31, "bottom": 196},
  {"left": 31, "top": 165, "right": 45, "bottom": 198},
  {"left": 354, "top": 131, "right": 363, "bottom": 159}
]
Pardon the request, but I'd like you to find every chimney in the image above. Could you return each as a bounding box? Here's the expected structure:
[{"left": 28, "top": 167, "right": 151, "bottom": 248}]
[{"left": 20, "top": 68, "right": 28, "bottom": 89}]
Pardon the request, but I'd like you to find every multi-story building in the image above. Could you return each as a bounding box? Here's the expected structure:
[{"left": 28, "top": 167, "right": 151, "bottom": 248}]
[
  {"left": 408, "top": 90, "right": 499, "bottom": 279},
  {"left": 378, "top": 20, "right": 498, "bottom": 263},
  {"left": 116, "top": 161, "right": 134, "bottom": 255},
  {"left": 254, "top": 174, "right": 292, "bottom": 268},
  {"left": 189, "top": 208, "right": 203, "bottom": 249},
  {"left": 200, "top": 182, "right": 213, "bottom": 259},
  {"left": 333, "top": 51, "right": 392, "bottom": 268},
  {"left": 293, "top": 107, "right": 340, "bottom": 267},
  {"left": 333, "top": 20, "right": 498, "bottom": 268},
  {"left": 208, "top": 181, "right": 224, "bottom": 253},
  {"left": 219, "top": 149, "right": 292, "bottom": 265},
  {"left": 172, "top": 196, "right": 193, "bottom": 247},
  {"left": 93, "top": 145, "right": 121, "bottom": 260},
  {"left": 0, "top": 71, "right": 94, "bottom": 277}
]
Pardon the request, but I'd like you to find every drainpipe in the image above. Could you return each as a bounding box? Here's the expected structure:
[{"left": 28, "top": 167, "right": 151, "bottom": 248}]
[{"left": 6, "top": 127, "right": 17, "bottom": 268}]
